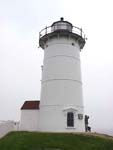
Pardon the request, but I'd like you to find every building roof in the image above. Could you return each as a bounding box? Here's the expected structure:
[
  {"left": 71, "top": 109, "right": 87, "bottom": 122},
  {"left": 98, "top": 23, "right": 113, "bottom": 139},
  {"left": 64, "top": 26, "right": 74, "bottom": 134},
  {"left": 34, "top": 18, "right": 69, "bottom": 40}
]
[{"left": 21, "top": 101, "right": 40, "bottom": 110}]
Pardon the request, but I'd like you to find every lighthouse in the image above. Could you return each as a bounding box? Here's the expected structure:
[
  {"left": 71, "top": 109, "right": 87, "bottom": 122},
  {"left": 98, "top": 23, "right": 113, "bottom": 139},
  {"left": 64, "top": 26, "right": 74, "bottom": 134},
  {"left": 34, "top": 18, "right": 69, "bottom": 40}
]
[{"left": 38, "top": 18, "right": 86, "bottom": 132}]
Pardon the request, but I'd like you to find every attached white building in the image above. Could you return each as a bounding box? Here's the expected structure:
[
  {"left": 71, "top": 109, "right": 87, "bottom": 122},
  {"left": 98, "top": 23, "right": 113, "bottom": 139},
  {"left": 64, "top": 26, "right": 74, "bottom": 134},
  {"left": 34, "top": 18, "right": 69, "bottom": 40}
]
[
  {"left": 20, "top": 101, "right": 40, "bottom": 131},
  {"left": 20, "top": 18, "right": 86, "bottom": 132}
]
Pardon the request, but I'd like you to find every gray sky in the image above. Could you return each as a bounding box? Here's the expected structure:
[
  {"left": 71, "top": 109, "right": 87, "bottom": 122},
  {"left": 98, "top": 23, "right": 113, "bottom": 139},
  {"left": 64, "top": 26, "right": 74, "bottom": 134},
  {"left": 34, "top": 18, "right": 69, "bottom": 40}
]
[{"left": 0, "top": 0, "right": 113, "bottom": 135}]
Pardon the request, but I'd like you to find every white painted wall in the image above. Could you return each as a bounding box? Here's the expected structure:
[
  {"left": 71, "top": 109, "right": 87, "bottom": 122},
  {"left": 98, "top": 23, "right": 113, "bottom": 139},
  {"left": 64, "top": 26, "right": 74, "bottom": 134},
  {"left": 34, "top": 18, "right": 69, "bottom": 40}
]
[
  {"left": 20, "top": 110, "right": 39, "bottom": 131},
  {"left": 39, "top": 37, "right": 85, "bottom": 132},
  {"left": 0, "top": 121, "right": 18, "bottom": 138},
  {"left": 38, "top": 105, "right": 84, "bottom": 132}
]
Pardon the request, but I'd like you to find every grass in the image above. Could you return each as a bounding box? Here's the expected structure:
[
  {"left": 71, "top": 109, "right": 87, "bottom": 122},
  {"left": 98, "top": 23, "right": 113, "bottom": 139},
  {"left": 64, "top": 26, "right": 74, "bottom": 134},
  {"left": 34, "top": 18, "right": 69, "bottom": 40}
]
[{"left": 0, "top": 131, "right": 113, "bottom": 150}]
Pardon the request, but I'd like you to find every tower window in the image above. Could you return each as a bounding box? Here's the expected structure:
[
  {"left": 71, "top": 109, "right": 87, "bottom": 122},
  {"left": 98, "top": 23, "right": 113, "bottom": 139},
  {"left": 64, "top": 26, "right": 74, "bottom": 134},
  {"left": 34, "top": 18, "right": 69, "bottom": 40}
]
[{"left": 67, "top": 112, "right": 74, "bottom": 127}]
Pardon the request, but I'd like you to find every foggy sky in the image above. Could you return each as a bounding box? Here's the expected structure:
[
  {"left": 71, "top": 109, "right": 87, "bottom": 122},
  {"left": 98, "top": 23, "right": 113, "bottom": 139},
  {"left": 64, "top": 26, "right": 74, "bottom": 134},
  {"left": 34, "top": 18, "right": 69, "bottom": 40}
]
[{"left": 0, "top": 0, "right": 113, "bottom": 135}]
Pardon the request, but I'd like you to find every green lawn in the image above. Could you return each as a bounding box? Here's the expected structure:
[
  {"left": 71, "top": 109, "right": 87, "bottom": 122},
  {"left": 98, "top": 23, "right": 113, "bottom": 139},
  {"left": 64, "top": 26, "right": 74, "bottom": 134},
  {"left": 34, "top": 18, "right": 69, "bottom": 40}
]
[{"left": 0, "top": 131, "right": 113, "bottom": 150}]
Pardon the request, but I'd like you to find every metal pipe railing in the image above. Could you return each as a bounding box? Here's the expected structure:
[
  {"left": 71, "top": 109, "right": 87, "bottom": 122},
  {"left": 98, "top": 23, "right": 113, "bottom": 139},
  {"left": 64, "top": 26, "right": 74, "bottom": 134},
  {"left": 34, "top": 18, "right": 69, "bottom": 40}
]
[{"left": 39, "top": 25, "right": 86, "bottom": 40}]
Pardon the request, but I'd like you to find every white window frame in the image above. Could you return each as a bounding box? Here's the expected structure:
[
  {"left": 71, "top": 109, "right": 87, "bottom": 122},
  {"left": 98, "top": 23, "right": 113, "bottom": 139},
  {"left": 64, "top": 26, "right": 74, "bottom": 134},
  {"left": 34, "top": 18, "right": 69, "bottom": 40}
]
[{"left": 63, "top": 107, "right": 77, "bottom": 129}]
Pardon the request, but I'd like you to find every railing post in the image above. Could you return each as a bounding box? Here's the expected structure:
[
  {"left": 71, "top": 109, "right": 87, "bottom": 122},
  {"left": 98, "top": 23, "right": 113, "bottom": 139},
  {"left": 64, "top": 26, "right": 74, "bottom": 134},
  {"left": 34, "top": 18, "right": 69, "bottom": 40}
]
[
  {"left": 39, "top": 32, "right": 40, "bottom": 38},
  {"left": 81, "top": 28, "right": 82, "bottom": 37},
  {"left": 45, "top": 26, "right": 47, "bottom": 34}
]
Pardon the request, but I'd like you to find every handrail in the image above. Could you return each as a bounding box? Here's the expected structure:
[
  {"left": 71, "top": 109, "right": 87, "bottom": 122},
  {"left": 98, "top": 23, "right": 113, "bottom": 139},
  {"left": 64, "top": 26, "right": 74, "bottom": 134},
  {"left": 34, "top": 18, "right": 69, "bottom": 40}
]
[{"left": 39, "top": 25, "right": 86, "bottom": 40}]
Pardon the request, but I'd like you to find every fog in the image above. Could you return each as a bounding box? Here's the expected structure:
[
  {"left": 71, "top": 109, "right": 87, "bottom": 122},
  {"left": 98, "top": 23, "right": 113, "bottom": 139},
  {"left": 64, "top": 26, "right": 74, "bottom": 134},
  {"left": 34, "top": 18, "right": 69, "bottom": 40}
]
[{"left": 0, "top": 0, "right": 113, "bottom": 135}]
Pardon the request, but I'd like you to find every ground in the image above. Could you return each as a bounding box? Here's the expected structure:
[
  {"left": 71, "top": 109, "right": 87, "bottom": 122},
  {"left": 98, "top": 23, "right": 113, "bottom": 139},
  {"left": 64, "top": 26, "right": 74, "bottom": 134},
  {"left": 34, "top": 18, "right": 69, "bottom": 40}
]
[{"left": 0, "top": 131, "right": 113, "bottom": 150}]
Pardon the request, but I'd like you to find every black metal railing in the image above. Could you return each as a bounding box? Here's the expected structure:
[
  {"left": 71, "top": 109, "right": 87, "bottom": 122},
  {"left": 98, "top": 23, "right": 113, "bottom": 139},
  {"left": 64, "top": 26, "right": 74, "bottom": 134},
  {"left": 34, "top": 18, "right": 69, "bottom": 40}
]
[{"left": 39, "top": 25, "right": 86, "bottom": 40}]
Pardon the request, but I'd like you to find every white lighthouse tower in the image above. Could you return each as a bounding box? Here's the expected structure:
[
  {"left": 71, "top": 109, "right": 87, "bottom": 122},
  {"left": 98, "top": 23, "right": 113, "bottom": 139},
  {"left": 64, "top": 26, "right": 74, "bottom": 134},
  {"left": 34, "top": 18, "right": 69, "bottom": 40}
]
[{"left": 38, "top": 18, "right": 86, "bottom": 132}]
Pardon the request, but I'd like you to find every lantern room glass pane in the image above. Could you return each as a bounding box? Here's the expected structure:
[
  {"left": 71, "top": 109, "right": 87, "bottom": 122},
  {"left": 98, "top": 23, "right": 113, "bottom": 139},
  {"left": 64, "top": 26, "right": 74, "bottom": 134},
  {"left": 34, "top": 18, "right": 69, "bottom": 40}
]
[{"left": 52, "top": 22, "right": 72, "bottom": 32}]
